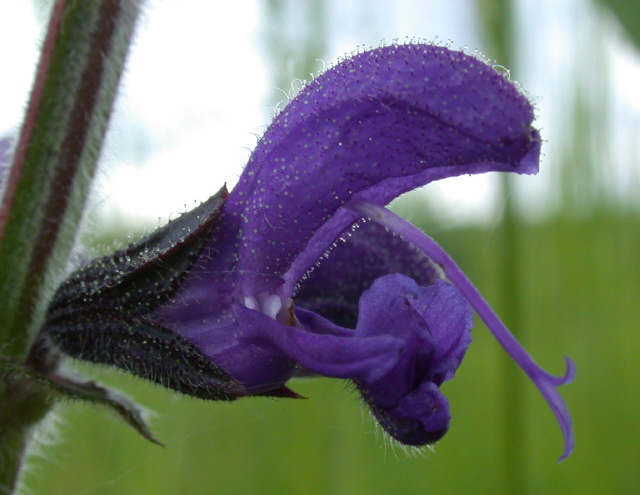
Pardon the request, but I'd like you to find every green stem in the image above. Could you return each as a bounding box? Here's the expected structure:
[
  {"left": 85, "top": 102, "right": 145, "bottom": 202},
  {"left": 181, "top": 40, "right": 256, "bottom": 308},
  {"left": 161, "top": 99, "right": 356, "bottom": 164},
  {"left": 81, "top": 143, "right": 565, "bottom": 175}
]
[
  {"left": 0, "top": 1, "right": 144, "bottom": 492},
  {"left": 0, "top": 0, "right": 144, "bottom": 360},
  {"left": 0, "top": 427, "right": 29, "bottom": 495},
  {"left": 0, "top": 367, "right": 53, "bottom": 495}
]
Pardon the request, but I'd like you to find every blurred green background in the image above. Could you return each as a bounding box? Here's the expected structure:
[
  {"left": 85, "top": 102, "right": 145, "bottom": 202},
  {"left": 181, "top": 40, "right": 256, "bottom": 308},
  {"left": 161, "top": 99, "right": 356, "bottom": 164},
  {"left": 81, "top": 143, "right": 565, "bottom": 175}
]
[{"left": 22, "top": 0, "right": 640, "bottom": 493}]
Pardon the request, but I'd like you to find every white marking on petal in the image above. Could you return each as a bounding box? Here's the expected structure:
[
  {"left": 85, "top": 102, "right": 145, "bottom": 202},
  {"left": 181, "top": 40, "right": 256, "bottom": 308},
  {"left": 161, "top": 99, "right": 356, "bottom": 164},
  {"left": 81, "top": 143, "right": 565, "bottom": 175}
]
[
  {"left": 262, "top": 294, "right": 283, "bottom": 320},
  {"left": 243, "top": 296, "right": 258, "bottom": 311}
]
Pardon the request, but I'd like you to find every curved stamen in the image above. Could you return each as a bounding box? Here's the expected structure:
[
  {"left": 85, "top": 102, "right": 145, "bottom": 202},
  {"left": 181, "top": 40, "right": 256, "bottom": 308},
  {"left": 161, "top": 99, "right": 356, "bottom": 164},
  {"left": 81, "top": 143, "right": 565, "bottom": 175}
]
[{"left": 347, "top": 200, "right": 574, "bottom": 461}]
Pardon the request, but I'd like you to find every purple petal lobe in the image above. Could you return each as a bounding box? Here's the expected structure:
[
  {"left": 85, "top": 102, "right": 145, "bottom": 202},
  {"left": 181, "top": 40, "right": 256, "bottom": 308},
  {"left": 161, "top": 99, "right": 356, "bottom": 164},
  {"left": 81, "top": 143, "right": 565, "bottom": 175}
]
[
  {"left": 236, "top": 304, "right": 404, "bottom": 384},
  {"left": 365, "top": 381, "right": 451, "bottom": 446},
  {"left": 353, "top": 274, "right": 472, "bottom": 444},
  {"left": 349, "top": 200, "right": 574, "bottom": 460}
]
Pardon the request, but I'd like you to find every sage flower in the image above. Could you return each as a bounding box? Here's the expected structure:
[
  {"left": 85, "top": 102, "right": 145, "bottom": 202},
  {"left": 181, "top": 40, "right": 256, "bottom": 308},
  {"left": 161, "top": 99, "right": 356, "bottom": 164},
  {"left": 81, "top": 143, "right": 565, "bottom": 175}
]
[{"left": 44, "top": 43, "right": 574, "bottom": 459}]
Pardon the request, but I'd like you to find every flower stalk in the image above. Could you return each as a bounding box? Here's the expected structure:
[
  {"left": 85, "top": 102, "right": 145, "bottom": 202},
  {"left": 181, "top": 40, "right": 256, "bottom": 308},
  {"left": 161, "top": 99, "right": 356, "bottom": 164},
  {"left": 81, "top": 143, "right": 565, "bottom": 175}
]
[{"left": 0, "top": 1, "right": 144, "bottom": 492}]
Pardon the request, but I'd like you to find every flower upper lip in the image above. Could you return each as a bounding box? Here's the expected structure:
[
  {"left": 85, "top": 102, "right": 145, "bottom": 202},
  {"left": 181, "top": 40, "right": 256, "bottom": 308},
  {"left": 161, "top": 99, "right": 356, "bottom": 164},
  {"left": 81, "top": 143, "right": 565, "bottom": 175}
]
[{"left": 219, "top": 43, "right": 541, "bottom": 298}]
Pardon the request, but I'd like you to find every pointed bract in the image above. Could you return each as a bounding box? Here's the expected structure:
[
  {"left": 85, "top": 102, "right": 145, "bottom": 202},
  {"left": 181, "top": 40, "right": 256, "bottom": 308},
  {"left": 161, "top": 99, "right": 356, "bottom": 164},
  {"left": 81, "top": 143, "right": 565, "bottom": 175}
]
[{"left": 44, "top": 187, "right": 246, "bottom": 400}]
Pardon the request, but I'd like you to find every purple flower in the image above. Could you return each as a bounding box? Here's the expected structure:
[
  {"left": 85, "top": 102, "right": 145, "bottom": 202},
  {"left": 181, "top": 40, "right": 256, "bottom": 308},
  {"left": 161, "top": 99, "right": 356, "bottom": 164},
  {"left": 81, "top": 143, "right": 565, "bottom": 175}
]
[{"left": 45, "top": 44, "right": 574, "bottom": 458}]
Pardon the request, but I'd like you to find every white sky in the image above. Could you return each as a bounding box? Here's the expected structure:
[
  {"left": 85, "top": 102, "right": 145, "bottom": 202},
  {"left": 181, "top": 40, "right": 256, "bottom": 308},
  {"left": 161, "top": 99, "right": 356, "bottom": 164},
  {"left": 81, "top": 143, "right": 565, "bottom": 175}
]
[
  {"left": 1, "top": 0, "right": 640, "bottom": 228},
  {"left": 0, "top": 3, "right": 40, "bottom": 133}
]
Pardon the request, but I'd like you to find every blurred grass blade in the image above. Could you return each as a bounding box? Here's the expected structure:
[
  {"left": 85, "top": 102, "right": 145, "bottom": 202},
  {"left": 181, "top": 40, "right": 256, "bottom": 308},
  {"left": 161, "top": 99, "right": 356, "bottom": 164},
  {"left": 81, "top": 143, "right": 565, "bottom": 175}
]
[
  {"left": 0, "top": 0, "right": 144, "bottom": 361},
  {"left": 474, "top": 0, "right": 531, "bottom": 490},
  {"left": 598, "top": 0, "right": 640, "bottom": 48}
]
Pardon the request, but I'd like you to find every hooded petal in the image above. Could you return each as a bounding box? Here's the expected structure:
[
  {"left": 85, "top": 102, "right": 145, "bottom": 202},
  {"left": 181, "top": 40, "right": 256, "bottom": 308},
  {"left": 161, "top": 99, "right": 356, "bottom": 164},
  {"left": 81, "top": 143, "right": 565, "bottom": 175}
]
[{"left": 219, "top": 44, "right": 541, "bottom": 295}]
